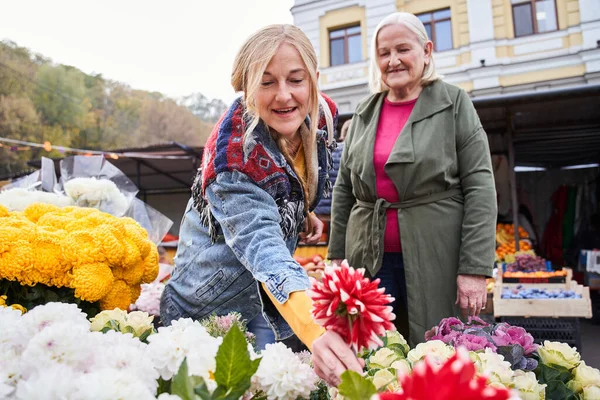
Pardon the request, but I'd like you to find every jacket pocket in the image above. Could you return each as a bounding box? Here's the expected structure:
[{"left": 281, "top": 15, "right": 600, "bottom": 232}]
[{"left": 195, "top": 269, "right": 225, "bottom": 302}]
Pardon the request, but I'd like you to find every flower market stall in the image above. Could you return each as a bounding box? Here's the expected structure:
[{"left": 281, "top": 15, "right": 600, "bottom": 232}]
[{"left": 2, "top": 157, "right": 600, "bottom": 399}]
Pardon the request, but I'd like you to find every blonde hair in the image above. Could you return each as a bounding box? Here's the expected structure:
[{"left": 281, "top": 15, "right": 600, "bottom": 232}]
[
  {"left": 231, "top": 24, "right": 320, "bottom": 141},
  {"left": 368, "top": 12, "right": 441, "bottom": 94}
]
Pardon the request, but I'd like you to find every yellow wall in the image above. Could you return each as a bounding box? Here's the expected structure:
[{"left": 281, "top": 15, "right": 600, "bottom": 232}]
[
  {"left": 398, "top": 0, "right": 470, "bottom": 48},
  {"left": 499, "top": 65, "right": 585, "bottom": 86},
  {"left": 319, "top": 6, "right": 367, "bottom": 68}
]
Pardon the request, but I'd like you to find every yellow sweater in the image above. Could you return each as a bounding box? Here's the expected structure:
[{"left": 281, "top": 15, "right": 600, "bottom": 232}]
[{"left": 260, "top": 142, "right": 325, "bottom": 351}]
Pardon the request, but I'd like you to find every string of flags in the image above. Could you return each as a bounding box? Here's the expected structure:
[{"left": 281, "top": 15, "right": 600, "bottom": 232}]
[{"left": 0, "top": 137, "right": 194, "bottom": 160}]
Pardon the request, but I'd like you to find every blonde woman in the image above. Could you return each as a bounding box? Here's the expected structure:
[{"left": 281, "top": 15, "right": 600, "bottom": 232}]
[
  {"left": 329, "top": 12, "right": 497, "bottom": 346},
  {"left": 161, "top": 24, "right": 362, "bottom": 386}
]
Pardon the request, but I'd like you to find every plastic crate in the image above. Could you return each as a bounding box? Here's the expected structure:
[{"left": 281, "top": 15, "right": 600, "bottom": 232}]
[{"left": 500, "top": 317, "right": 582, "bottom": 352}]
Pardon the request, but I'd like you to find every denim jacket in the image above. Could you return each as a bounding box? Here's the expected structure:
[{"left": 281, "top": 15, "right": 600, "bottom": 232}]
[{"left": 161, "top": 97, "right": 336, "bottom": 340}]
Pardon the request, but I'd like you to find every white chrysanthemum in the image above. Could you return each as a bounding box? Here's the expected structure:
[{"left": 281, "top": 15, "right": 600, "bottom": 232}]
[
  {"left": 157, "top": 394, "right": 183, "bottom": 400},
  {"left": 64, "top": 177, "right": 130, "bottom": 216},
  {"left": 71, "top": 368, "right": 156, "bottom": 400},
  {"left": 0, "top": 306, "right": 26, "bottom": 354},
  {"left": 133, "top": 282, "right": 165, "bottom": 316},
  {"left": 0, "top": 187, "right": 72, "bottom": 211},
  {"left": 91, "top": 330, "right": 158, "bottom": 393},
  {"left": 0, "top": 379, "right": 13, "bottom": 399},
  {"left": 471, "top": 348, "right": 514, "bottom": 387},
  {"left": 19, "top": 323, "right": 94, "bottom": 379},
  {"left": 20, "top": 303, "right": 90, "bottom": 343},
  {"left": 407, "top": 340, "right": 455, "bottom": 367},
  {"left": 0, "top": 345, "right": 22, "bottom": 393},
  {"left": 146, "top": 318, "right": 221, "bottom": 381},
  {"left": 14, "top": 364, "right": 79, "bottom": 400},
  {"left": 252, "top": 342, "right": 317, "bottom": 400}
]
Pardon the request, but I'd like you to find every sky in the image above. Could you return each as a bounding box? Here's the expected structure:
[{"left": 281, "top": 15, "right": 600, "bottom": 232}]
[{"left": 0, "top": 0, "right": 295, "bottom": 103}]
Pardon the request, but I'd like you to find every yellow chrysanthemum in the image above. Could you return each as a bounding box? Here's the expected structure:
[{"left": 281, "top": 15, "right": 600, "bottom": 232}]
[
  {"left": 0, "top": 240, "right": 34, "bottom": 281},
  {"left": 121, "top": 238, "right": 142, "bottom": 269},
  {"left": 31, "top": 229, "right": 64, "bottom": 280},
  {"left": 112, "top": 261, "right": 145, "bottom": 286},
  {"left": 23, "top": 203, "right": 61, "bottom": 223},
  {"left": 99, "top": 279, "right": 132, "bottom": 310},
  {"left": 142, "top": 247, "right": 159, "bottom": 283},
  {"left": 93, "top": 225, "right": 125, "bottom": 267},
  {"left": 64, "top": 207, "right": 98, "bottom": 219},
  {"left": 3, "top": 215, "right": 36, "bottom": 239},
  {"left": 10, "top": 304, "right": 26, "bottom": 313},
  {"left": 130, "top": 284, "right": 142, "bottom": 303},
  {"left": 0, "top": 226, "right": 22, "bottom": 255},
  {"left": 0, "top": 204, "right": 8, "bottom": 217},
  {"left": 0, "top": 295, "right": 6, "bottom": 307},
  {"left": 62, "top": 230, "right": 106, "bottom": 266},
  {"left": 70, "top": 262, "right": 115, "bottom": 302},
  {"left": 124, "top": 223, "right": 151, "bottom": 259},
  {"left": 37, "top": 213, "right": 76, "bottom": 231}
]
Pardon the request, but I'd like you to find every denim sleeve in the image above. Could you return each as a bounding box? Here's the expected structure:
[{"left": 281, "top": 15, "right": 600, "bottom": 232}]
[{"left": 205, "top": 170, "right": 311, "bottom": 303}]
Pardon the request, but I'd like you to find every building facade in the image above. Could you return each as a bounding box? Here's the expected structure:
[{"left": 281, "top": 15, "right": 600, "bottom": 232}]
[{"left": 291, "top": 0, "right": 600, "bottom": 113}]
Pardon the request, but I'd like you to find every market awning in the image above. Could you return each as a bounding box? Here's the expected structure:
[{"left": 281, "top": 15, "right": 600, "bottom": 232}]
[
  {"left": 474, "top": 83, "right": 600, "bottom": 168},
  {"left": 26, "top": 142, "right": 203, "bottom": 195}
]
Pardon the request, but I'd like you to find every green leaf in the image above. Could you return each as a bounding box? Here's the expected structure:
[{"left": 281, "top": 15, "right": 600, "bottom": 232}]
[
  {"left": 535, "top": 362, "right": 572, "bottom": 384},
  {"left": 171, "top": 358, "right": 197, "bottom": 400},
  {"left": 121, "top": 325, "right": 136, "bottom": 335},
  {"left": 193, "top": 377, "right": 213, "bottom": 400},
  {"left": 212, "top": 324, "right": 260, "bottom": 400},
  {"left": 138, "top": 328, "right": 154, "bottom": 342},
  {"left": 545, "top": 380, "right": 578, "bottom": 400},
  {"left": 157, "top": 377, "right": 171, "bottom": 395},
  {"left": 108, "top": 320, "right": 121, "bottom": 331},
  {"left": 338, "top": 370, "right": 377, "bottom": 400}
]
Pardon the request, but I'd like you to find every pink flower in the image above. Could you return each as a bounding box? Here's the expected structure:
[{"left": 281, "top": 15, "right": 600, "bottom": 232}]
[
  {"left": 437, "top": 317, "right": 464, "bottom": 336},
  {"left": 308, "top": 260, "right": 395, "bottom": 352},
  {"left": 454, "top": 334, "right": 497, "bottom": 352},
  {"left": 373, "top": 349, "right": 511, "bottom": 400},
  {"left": 492, "top": 324, "right": 538, "bottom": 355}
]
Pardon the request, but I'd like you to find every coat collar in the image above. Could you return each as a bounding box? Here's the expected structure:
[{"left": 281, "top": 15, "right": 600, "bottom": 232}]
[{"left": 349, "top": 80, "right": 453, "bottom": 198}]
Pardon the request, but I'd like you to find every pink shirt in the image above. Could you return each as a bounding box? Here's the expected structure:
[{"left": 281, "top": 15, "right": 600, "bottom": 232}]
[{"left": 373, "top": 96, "right": 417, "bottom": 253}]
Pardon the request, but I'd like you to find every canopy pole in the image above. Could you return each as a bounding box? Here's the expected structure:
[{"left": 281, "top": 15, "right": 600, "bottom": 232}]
[{"left": 506, "top": 111, "right": 520, "bottom": 251}]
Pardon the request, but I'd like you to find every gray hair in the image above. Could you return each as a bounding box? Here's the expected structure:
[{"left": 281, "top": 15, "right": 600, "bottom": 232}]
[{"left": 368, "top": 12, "right": 441, "bottom": 94}]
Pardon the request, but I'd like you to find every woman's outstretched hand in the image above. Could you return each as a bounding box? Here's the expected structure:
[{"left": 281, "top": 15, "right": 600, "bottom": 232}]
[{"left": 311, "top": 330, "right": 364, "bottom": 387}]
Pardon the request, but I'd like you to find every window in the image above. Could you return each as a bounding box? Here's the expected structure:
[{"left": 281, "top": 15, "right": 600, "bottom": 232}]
[
  {"left": 511, "top": 0, "right": 558, "bottom": 37},
  {"left": 417, "top": 9, "right": 453, "bottom": 52},
  {"left": 329, "top": 25, "right": 362, "bottom": 66}
]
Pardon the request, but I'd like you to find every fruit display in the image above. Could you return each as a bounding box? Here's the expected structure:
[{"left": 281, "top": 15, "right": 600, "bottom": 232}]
[
  {"left": 496, "top": 241, "right": 532, "bottom": 262},
  {"left": 294, "top": 254, "right": 327, "bottom": 279},
  {"left": 504, "top": 253, "right": 547, "bottom": 273},
  {"left": 503, "top": 270, "right": 567, "bottom": 278},
  {"left": 496, "top": 223, "right": 528, "bottom": 243},
  {"left": 501, "top": 287, "right": 582, "bottom": 299},
  {"left": 495, "top": 223, "right": 532, "bottom": 262}
]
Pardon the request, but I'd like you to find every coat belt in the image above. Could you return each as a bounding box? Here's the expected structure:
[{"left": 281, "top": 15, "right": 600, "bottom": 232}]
[{"left": 355, "top": 187, "right": 462, "bottom": 273}]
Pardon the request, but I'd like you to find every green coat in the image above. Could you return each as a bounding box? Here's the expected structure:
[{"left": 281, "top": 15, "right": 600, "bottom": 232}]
[{"left": 328, "top": 80, "right": 497, "bottom": 346}]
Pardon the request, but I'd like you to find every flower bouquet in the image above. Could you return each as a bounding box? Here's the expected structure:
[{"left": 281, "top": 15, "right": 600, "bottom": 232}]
[{"left": 0, "top": 302, "right": 326, "bottom": 400}]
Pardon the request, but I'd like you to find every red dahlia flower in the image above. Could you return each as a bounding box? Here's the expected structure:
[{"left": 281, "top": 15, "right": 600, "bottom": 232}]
[
  {"left": 374, "top": 349, "right": 511, "bottom": 400},
  {"left": 307, "top": 260, "right": 395, "bottom": 352}
]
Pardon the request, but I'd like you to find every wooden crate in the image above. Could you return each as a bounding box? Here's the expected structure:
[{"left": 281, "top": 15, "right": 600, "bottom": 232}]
[{"left": 493, "top": 280, "right": 592, "bottom": 318}]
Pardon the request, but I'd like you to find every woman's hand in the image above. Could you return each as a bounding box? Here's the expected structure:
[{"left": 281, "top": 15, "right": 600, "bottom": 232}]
[
  {"left": 455, "top": 274, "right": 487, "bottom": 319},
  {"left": 311, "top": 330, "right": 364, "bottom": 387},
  {"left": 299, "top": 213, "right": 324, "bottom": 244}
]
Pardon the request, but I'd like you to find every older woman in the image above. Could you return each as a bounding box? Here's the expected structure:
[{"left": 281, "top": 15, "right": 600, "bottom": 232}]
[{"left": 328, "top": 12, "right": 497, "bottom": 346}]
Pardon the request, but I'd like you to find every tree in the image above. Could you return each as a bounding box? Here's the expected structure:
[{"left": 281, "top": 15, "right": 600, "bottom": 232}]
[{"left": 180, "top": 92, "right": 228, "bottom": 123}]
